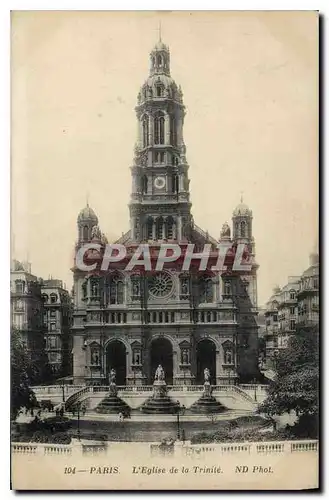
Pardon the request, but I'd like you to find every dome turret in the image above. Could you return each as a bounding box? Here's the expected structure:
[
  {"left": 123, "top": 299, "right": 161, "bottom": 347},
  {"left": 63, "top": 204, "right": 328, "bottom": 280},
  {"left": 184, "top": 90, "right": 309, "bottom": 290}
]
[
  {"left": 77, "top": 203, "right": 98, "bottom": 225},
  {"left": 233, "top": 202, "right": 252, "bottom": 217}
]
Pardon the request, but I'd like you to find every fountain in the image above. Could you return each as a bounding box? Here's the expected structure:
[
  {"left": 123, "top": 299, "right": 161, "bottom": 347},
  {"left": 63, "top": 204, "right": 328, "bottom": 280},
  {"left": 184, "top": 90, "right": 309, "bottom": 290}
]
[
  {"left": 189, "top": 368, "right": 227, "bottom": 414},
  {"left": 140, "top": 365, "right": 180, "bottom": 414},
  {"left": 95, "top": 369, "right": 131, "bottom": 415}
]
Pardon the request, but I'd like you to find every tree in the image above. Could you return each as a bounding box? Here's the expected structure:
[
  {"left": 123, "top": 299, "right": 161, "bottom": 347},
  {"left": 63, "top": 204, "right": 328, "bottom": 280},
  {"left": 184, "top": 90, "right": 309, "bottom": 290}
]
[
  {"left": 11, "top": 328, "right": 37, "bottom": 420},
  {"left": 258, "top": 327, "right": 319, "bottom": 436}
]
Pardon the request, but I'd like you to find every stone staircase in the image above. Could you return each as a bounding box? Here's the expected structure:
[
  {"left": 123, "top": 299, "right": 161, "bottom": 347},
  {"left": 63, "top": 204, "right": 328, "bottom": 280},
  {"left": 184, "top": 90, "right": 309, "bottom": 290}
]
[{"left": 65, "top": 384, "right": 263, "bottom": 413}]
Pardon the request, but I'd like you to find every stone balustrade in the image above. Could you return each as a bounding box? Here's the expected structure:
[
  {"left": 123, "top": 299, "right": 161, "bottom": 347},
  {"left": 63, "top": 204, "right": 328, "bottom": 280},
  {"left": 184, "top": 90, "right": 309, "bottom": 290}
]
[{"left": 12, "top": 440, "right": 318, "bottom": 457}]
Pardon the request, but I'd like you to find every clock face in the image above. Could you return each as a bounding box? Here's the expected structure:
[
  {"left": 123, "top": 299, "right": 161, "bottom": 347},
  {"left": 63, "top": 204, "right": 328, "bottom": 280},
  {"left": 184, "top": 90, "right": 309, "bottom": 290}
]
[{"left": 154, "top": 176, "right": 166, "bottom": 190}]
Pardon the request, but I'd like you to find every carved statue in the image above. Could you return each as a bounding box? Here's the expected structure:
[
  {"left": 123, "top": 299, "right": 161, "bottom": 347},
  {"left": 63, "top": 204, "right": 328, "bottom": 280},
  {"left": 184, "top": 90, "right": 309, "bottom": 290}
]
[
  {"left": 155, "top": 364, "right": 165, "bottom": 381},
  {"left": 108, "top": 368, "right": 116, "bottom": 385},
  {"left": 182, "top": 349, "right": 189, "bottom": 365},
  {"left": 204, "top": 367, "right": 210, "bottom": 383},
  {"left": 91, "top": 225, "right": 102, "bottom": 240},
  {"left": 220, "top": 222, "right": 231, "bottom": 239}
]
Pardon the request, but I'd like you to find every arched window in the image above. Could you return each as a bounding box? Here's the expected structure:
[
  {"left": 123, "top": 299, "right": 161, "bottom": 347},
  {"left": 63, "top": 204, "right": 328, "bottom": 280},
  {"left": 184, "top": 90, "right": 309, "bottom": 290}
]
[
  {"left": 172, "top": 174, "right": 179, "bottom": 194},
  {"left": 50, "top": 293, "right": 58, "bottom": 304},
  {"left": 142, "top": 115, "right": 149, "bottom": 147},
  {"left": 83, "top": 225, "right": 89, "bottom": 240},
  {"left": 156, "top": 217, "right": 164, "bottom": 239},
  {"left": 240, "top": 220, "right": 246, "bottom": 238},
  {"left": 146, "top": 217, "right": 153, "bottom": 240},
  {"left": 290, "top": 290, "right": 296, "bottom": 300},
  {"left": 109, "top": 277, "right": 124, "bottom": 305},
  {"left": 157, "top": 54, "right": 162, "bottom": 66},
  {"left": 200, "top": 277, "right": 213, "bottom": 303},
  {"left": 142, "top": 175, "right": 148, "bottom": 194},
  {"left": 154, "top": 112, "right": 165, "bottom": 145},
  {"left": 170, "top": 116, "right": 177, "bottom": 146},
  {"left": 82, "top": 281, "right": 87, "bottom": 299},
  {"left": 90, "top": 279, "right": 99, "bottom": 298},
  {"left": 224, "top": 281, "right": 231, "bottom": 296},
  {"left": 156, "top": 85, "right": 164, "bottom": 97}
]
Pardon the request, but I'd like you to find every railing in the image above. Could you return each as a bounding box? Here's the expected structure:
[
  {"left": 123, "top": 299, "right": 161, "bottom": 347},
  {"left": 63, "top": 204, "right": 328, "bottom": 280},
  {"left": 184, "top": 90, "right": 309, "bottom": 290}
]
[
  {"left": 64, "top": 386, "right": 92, "bottom": 409},
  {"left": 12, "top": 443, "right": 72, "bottom": 455},
  {"left": 32, "top": 385, "right": 84, "bottom": 395},
  {"left": 12, "top": 440, "right": 318, "bottom": 457},
  {"left": 239, "top": 384, "right": 268, "bottom": 391},
  {"left": 182, "top": 440, "right": 318, "bottom": 456},
  {"left": 291, "top": 441, "right": 318, "bottom": 452}
]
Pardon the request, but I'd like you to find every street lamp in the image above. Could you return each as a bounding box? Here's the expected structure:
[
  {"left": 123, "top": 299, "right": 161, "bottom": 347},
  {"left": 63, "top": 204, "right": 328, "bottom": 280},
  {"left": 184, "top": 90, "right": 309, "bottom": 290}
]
[
  {"left": 76, "top": 401, "right": 82, "bottom": 441},
  {"left": 176, "top": 401, "right": 181, "bottom": 441},
  {"left": 252, "top": 378, "right": 257, "bottom": 402}
]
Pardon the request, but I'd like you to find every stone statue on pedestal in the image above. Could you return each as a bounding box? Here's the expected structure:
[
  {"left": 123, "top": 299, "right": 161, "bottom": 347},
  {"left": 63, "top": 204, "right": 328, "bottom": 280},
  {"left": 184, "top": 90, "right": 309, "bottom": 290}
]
[
  {"left": 155, "top": 364, "right": 165, "bottom": 381},
  {"left": 108, "top": 368, "right": 117, "bottom": 396},
  {"left": 203, "top": 367, "right": 212, "bottom": 396},
  {"left": 204, "top": 368, "right": 210, "bottom": 383}
]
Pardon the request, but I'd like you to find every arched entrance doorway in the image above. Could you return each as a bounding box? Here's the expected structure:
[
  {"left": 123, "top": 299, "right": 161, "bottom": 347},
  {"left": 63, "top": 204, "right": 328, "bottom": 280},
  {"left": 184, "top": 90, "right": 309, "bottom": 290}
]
[
  {"left": 196, "top": 339, "right": 216, "bottom": 384},
  {"left": 150, "top": 337, "right": 173, "bottom": 384},
  {"left": 106, "top": 340, "right": 127, "bottom": 385}
]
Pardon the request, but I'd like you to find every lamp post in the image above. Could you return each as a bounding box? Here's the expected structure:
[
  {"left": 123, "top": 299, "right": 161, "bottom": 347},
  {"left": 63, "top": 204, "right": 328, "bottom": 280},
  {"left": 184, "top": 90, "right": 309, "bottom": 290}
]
[
  {"left": 253, "top": 377, "right": 257, "bottom": 402},
  {"left": 76, "top": 401, "right": 81, "bottom": 441},
  {"left": 176, "top": 401, "right": 181, "bottom": 441}
]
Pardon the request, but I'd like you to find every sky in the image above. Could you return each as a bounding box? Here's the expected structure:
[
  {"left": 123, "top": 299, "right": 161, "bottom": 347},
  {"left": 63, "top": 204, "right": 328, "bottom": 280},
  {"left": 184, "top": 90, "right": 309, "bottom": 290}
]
[{"left": 11, "top": 11, "right": 318, "bottom": 306}]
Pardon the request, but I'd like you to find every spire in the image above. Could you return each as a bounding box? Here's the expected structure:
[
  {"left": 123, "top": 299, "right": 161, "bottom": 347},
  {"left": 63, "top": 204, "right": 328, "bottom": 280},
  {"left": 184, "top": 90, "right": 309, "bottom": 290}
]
[{"left": 240, "top": 191, "right": 244, "bottom": 203}]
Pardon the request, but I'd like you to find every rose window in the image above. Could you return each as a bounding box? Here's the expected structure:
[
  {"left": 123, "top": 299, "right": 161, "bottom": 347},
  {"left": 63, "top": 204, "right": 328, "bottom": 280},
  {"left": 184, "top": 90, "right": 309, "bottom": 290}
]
[{"left": 148, "top": 272, "right": 173, "bottom": 298}]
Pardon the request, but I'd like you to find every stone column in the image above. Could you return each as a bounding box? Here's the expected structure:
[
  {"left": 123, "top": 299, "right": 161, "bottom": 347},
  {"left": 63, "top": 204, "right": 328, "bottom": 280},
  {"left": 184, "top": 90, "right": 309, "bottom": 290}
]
[
  {"left": 149, "top": 115, "right": 154, "bottom": 145},
  {"left": 165, "top": 113, "right": 170, "bottom": 145},
  {"left": 179, "top": 173, "right": 185, "bottom": 192},
  {"left": 73, "top": 335, "right": 87, "bottom": 384},
  {"left": 172, "top": 221, "right": 177, "bottom": 239},
  {"left": 215, "top": 348, "right": 223, "bottom": 385},
  {"left": 130, "top": 217, "right": 136, "bottom": 241},
  {"left": 172, "top": 349, "right": 179, "bottom": 385},
  {"left": 177, "top": 216, "right": 182, "bottom": 241},
  {"left": 162, "top": 219, "right": 166, "bottom": 239},
  {"left": 152, "top": 221, "right": 156, "bottom": 240}
]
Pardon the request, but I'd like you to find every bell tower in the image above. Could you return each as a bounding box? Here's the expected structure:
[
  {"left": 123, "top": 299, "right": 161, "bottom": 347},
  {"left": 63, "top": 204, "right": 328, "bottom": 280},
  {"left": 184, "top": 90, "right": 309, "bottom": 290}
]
[{"left": 129, "top": 38, "right": 193, "bottom": 243}]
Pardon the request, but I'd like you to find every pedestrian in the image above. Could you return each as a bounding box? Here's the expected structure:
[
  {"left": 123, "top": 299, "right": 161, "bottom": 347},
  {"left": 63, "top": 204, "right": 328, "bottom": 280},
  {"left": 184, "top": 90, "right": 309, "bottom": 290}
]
[
  {"left": 59, "top": 407, "right": 64, "bottom": 417},
  {"left": 118, "top": 412, "right": 123, "bottom": 422}
]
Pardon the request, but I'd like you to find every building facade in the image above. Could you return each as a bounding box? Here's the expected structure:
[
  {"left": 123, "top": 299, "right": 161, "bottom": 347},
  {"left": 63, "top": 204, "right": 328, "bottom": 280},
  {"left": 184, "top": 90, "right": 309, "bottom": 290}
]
[
  {"left": 10, "top": 260, "right": 47, "bottom": 380},
  {"left": 297, "top": 253, "right": 319, "bottom": 329},
  {"left": 263, "top": 252, "right": 319, "bottom": 368},
  {"left": 71, "top": 40, "right": 260, "bottom": 386},
  {"left": 41, "top": 279, "right": 73, "bottom": 377}
]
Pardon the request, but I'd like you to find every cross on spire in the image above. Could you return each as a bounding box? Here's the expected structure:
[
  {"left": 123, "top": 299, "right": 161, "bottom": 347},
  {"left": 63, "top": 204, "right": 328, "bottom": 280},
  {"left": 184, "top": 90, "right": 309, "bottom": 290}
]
[{"left": 158, "top": 20, "right": 162, "bottom": 42}]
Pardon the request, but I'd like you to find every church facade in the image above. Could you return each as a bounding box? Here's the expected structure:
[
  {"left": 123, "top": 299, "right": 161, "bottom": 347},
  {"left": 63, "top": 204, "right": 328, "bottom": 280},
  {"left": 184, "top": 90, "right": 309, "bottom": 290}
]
[{"left": 71, "top": 40, "right": 259, "bottom": 386}]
